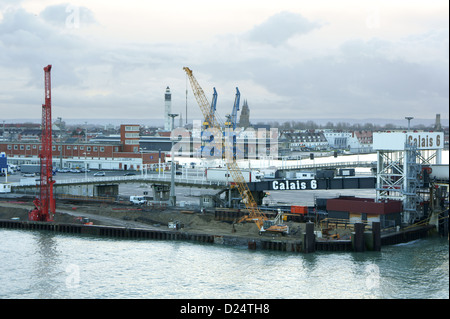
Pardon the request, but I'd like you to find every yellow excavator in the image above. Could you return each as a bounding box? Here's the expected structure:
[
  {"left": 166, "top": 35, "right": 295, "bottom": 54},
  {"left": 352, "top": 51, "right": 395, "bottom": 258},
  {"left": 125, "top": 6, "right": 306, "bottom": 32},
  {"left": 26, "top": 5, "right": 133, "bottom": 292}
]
[{"left": 183, "top": 67, "right": 288, "bottom": 236}]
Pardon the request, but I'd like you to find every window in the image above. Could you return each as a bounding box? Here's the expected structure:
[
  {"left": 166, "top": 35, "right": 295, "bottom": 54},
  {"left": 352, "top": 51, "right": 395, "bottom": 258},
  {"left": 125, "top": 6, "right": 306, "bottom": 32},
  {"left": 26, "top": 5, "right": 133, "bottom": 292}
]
[
  {"left": 7, "top": 145, "right": 11, "bottom": 150},
  {"left": 20, "top": 145, "right": 24, "bottom": 150},
  {"left": 125, "top": 125, "right": 139, "bottom": 131},
  {"left": 33, "top": 145, "right": 37, "bottom": 149},
  {"left": 67, "top": 146, "right": 71, "bottom": 150},
  {"left": 87, "top": 147, "right": 91, "bottom": 151},
  {"left": 26, "top": 145, "right": 30, "bottom": 150},
  {"left": 14, "top": 145, "right": 18, "bottom": 150},
  {"left": 100, "top": 147, "right": 104, "bottom": 152},
  {"left": 80, "top": 146, "right": 84, "bottom": 150},
  {"left": 93, "top": 147, "right": 98, "bottom": 151},
  {"left": 52, "top": 146, "right": 56, "bottom": 151}
]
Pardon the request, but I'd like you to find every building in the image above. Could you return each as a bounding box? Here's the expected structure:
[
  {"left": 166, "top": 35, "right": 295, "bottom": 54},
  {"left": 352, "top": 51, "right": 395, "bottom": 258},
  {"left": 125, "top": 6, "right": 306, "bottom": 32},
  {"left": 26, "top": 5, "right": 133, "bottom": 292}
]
[
  {"left": 323, "top": 131, "right": 352, "bottom": 149},
  {"left": 164, "top": 86, "right": 172, "bottom": 131},
  {"left": 239, "top": 100, "right": 250, "bottom": 128},
  {"left": 281, "top": 130, "right": 329, "bottom": 151},
  {"left": 0, "top": 124, "right": 165, "bottom": 171},
  {"left": 435, "top": 114, "right": 442, "bottom": 131},
  {"left": 326, "top": 196, "right": 403, "bottom": 229},
  {"left": 348, "top": 131, "right": 373, "bottom": 153},
  {"left": 120, "top": 124, "right": 140, "bottom": 153}
]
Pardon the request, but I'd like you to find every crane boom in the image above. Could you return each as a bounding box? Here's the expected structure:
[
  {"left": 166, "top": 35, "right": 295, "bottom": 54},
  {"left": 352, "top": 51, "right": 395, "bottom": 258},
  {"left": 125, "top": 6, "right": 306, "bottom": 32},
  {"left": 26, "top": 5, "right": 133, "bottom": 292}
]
[
  {"left": 231, "top": 87, "right": 240, "bottom": 130},
  {"left": 183, "top": 67, "right": 269, "bottom": 231},
  {"left": 29, "top": 65, "right": 55, "bottom": 222},
  {"left": 210, "top": 87, "right": 217, "bottom": 121}
]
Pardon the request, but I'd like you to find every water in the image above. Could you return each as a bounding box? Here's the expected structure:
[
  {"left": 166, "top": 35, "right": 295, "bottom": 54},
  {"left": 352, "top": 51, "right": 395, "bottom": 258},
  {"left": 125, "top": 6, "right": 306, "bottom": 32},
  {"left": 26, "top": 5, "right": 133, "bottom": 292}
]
[{"left": 0, "top": 229, "right": 448, "bottom": 299}]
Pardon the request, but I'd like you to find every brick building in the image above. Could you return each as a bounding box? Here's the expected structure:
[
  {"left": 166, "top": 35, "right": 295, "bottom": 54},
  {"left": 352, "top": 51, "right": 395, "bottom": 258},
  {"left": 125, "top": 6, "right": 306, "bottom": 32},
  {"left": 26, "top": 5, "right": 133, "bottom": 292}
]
[{"left": 0, "top": 124, "right": 165, "bottom": 171}]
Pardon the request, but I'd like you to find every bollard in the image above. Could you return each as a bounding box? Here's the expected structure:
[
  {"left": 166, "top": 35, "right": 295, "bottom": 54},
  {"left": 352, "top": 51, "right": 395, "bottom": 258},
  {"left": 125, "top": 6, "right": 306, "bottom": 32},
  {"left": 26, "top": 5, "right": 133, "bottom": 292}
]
[
  {"left": 353, "top": 223, "right": 365, "bottom": 252},
  {"left": 439, "top": 211, "right": 448, "bottom": 238},
  {"left": 304, "top": 222, "right": 315, "bottom": 253},
  {"left": 372, "top": 222, "right": 381, "bottom": 251}
]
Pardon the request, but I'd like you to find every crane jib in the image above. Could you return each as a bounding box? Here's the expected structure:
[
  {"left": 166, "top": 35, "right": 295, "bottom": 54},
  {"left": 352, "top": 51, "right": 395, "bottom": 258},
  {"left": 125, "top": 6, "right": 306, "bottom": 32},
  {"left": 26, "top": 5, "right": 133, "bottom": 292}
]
[{"left": 184, "top": 67, "right": 275, "bottom": 231}]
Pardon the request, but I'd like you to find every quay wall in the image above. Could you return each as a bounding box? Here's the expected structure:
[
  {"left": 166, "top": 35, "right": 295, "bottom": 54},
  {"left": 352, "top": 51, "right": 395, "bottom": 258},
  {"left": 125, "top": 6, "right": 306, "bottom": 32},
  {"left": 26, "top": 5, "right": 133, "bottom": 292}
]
[{"left": 0, "top": 219, "right": 437, "bottom": 254}]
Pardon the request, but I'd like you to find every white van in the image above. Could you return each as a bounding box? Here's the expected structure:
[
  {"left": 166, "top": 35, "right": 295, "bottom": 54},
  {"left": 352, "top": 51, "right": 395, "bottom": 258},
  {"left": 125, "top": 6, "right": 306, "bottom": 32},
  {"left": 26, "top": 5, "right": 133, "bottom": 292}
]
[{"left": 130, "top": 196, "right": 147, "bottom": 205}]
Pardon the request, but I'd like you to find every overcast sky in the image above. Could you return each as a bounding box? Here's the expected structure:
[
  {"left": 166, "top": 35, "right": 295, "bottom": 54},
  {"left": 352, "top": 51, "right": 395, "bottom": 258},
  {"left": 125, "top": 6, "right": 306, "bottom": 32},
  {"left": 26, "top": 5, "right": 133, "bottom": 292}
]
[{"left": 0, "top": 0, "right": 448, "bottom": 124}]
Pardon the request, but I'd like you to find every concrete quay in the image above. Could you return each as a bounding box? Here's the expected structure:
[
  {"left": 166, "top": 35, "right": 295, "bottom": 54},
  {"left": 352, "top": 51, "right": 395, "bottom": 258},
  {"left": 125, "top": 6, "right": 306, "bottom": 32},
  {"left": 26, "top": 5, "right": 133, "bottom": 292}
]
[{"left": 0, "top": 217, "right": 436, "bottom": 254}]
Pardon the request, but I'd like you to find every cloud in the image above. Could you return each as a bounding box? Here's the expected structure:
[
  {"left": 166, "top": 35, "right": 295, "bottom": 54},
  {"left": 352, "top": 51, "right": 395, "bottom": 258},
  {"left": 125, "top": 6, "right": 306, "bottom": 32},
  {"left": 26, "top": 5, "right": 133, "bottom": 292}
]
[
  {"left": 0, "top": 0, "right": 25, "bottom": 10},
  {"left": 0, "top": 5, "right": 447, "bottom": 122},
  {"left": 198, "top": 28, "right": 448, "bottom": 120},
  {"left": 245, "top": 11, "right": 322, "bottom": 46},
  {"left": 39, "top": 3, "right": 97, "bottom": 29}
]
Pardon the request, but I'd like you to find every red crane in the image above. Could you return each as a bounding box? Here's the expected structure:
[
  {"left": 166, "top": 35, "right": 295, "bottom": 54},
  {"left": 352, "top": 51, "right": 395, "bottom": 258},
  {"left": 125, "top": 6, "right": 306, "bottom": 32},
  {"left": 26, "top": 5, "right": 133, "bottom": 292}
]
[{"left": 29, "top": 65, "right": 56, "bottom": 222}]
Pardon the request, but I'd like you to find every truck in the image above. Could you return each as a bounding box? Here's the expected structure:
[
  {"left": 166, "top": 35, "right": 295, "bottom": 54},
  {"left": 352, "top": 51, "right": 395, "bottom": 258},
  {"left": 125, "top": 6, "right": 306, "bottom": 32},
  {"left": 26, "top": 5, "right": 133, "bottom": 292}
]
[
  {"left": 20, "top": 165, "right": 41, "bottom": 176},
  {"left": 337, "top": 168, "right": 355, "bottom": 176},
  {"left": 205, "top": 168, "right": 263, "bottom": 183},
  {"left": 295, "top": 171, "right": 316, "bottom": 179},
  {"left": 130, "top": 195, "right": 147, "bottom": 205},
  {"left": 260, "top": 167, "right": 277, "bottom": 179}
]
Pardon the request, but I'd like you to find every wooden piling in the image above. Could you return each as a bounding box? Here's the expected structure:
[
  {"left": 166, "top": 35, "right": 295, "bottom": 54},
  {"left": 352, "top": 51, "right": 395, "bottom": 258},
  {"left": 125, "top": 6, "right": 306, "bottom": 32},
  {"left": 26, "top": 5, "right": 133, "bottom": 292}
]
[
  {"left": 304, "top": 222, "right": 315, "bottom": 253},
  {"left": 353, "top": 223, "right": 365, "bottom": 252}
]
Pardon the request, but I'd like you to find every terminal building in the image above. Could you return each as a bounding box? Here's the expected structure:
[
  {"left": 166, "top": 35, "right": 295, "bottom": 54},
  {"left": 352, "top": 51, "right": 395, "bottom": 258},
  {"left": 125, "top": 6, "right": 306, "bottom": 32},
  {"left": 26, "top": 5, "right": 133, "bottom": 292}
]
[{"left": 0, "top": 124, "right": 165, "bottom": 171}]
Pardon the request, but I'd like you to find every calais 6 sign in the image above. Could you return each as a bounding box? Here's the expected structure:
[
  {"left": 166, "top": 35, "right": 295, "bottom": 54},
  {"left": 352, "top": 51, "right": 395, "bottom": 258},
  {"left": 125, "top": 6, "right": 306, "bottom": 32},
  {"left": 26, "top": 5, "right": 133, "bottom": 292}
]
[{"left": 271, "top": 179, "right": 317, "bottom": 190}]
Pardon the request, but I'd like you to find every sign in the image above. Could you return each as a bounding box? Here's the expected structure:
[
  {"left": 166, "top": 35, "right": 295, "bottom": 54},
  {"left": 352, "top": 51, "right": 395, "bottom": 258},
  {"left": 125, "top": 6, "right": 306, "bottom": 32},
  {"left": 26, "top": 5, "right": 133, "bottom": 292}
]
[
  {"left": 406, "top": 132, "right": 443, "bottom": 150},
  {"left": 0, "top": 152, "right": 7, "bottom": 170},
  {"left": 271, "top": 179, "right": 317, "bottom": 190},
  {"left": 373, "top": 132, "right": 444, "bottom": 150}
]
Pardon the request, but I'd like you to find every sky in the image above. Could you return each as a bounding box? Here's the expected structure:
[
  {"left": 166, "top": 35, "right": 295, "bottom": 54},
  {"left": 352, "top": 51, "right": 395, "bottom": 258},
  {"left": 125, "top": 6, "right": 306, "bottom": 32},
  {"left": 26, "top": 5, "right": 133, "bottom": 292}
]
[{"left": 0, "top": 0, "right": 448, "bottom": 124}]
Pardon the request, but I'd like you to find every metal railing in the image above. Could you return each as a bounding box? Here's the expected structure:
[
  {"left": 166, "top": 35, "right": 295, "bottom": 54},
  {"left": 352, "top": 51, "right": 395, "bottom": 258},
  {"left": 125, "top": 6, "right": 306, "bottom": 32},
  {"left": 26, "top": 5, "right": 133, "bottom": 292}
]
[
  {"left": 279, "top": 161, "right": 376, "bottom": 170},
  {"left": 10, "top": 173, "right": 229, "bottom": 188}
]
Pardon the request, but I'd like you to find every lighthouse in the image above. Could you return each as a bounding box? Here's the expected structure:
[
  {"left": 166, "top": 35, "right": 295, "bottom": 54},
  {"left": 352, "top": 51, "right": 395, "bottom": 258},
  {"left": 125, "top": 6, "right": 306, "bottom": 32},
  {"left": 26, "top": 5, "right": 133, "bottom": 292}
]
[{"left": 164, "top": 86, "right": 172, "bottom": 131}]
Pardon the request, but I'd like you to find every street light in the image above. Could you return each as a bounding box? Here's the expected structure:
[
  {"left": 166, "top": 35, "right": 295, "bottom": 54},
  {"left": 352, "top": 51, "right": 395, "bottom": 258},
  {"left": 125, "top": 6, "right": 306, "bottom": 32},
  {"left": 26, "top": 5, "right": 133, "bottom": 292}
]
[
  {"left": 83, "top": 152, "right": 87, "bottom": 180},
  {"left": 168, "top": 113, "right": 178, "bottom": 206},
  {"left": 405, "top": 117, "right": 414, "bottom": 132},
  {"left": 139, "top": 147, "right": 144, "bottom": 177}
]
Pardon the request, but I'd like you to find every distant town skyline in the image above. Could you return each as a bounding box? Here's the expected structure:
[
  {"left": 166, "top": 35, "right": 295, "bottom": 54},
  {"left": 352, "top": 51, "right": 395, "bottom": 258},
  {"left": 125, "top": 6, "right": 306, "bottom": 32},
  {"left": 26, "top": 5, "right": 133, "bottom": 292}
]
[
  {"left": 0, "top": 1, "right": 448, "bottom": 122},
  {"left": 1, "top": 117, "right": 447, "bottom": 129}
]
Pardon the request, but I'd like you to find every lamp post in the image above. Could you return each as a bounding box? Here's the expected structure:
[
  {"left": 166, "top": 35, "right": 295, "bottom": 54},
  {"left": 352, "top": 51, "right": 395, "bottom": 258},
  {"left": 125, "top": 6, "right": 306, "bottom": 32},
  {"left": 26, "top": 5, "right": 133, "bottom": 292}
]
[
  {"left": 58, "top": 117, "right": 63, "bottom": 169},
  {"left": 168, "top": 113, "right": 178, "bottom": 206},
  {"left": 83, "top": 152, "right": 87, "bottom": 180},
  {"left": 405, "top": 117, "right": 414, "bottom": 132},
  {"left": 139, "top": 147, "right": 144, "bottom": 177}
]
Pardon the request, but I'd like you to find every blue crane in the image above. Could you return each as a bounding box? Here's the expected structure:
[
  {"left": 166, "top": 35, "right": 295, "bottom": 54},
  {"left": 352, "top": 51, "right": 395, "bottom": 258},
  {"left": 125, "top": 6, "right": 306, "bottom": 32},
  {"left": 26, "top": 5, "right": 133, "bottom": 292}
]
[
  {"left": 223, "top": 87, "right": 241, "bottom": 160},
  {"left": 225, "top": 87, "right": 240, "bottom": 130},
  {"left": 201, "top": 88, "right": 218, "bottom": 157}
]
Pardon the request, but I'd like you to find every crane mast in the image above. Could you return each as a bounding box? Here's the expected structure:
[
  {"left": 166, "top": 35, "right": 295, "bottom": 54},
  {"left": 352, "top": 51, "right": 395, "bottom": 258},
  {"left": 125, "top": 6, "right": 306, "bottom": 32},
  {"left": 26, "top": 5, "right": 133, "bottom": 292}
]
[
  {"left": 29, "top": 65, "right": 55, "bottom": 222},
  {"left": 183, "top": 67, "right": 268, "bottom": 231},
  {"left": 210, "top": 87, "right": 218, "bottom": 125},
  {"left": 225, "top": 87, "right": 240, "bottom": 130},
  {"left": 200, "top": 88, "right": 218, "bottom": 157}
]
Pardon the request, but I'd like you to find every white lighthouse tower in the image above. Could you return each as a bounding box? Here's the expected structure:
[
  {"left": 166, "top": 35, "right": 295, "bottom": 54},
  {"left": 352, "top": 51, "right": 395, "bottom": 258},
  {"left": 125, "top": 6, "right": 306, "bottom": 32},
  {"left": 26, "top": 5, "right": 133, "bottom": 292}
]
[{"left": 164, "top": 86, "right": 172, "bottom": 131}]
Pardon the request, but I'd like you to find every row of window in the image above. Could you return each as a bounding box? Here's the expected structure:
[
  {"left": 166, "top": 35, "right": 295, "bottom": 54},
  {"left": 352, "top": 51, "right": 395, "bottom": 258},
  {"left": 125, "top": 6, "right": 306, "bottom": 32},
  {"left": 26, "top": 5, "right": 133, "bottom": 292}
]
[
  {"left": 124, "top": 126, "right": 139, "bottom": 131},
  {"left": 6, "top": 145, "right": 119, "bottom": 153}
]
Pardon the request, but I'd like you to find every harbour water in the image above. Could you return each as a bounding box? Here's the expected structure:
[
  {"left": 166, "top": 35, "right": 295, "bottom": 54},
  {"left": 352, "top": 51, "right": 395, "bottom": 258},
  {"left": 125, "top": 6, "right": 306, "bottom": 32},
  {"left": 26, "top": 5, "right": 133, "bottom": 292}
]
[{"left": 0, "top": 228, "right": 448, "bottom": 299}]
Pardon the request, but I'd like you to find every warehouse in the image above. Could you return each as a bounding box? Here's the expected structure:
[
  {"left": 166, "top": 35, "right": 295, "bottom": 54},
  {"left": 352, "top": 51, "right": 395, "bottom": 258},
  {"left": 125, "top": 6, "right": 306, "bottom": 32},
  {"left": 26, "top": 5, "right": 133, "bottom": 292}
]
[{"left": 326, "top": 196, "right": 402, "bottom": 229}]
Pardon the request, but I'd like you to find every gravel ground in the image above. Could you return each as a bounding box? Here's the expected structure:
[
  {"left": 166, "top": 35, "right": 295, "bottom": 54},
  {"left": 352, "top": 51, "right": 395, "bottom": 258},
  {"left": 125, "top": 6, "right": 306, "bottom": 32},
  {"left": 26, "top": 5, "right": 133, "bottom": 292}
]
[{"left": 0, "top": 198, "right": 306, "bottom": 240}]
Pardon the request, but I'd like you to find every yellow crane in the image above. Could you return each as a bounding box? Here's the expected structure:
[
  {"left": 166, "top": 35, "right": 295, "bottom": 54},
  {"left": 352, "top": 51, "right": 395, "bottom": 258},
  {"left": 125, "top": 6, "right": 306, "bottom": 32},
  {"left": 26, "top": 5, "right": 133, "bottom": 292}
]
[{"left": 183, "top": 67, "right": 288, "bottom": 235}]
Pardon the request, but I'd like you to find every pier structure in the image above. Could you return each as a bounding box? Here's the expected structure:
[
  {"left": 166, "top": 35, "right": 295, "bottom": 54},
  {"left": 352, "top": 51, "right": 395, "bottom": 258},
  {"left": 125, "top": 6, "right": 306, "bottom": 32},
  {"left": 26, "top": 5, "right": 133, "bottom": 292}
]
[
  {"left": 373, "top": 132, "right": 445, "bottom": 225},
  {"left": 7, "top": 159, "right": 379, "bottom": 201}
]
